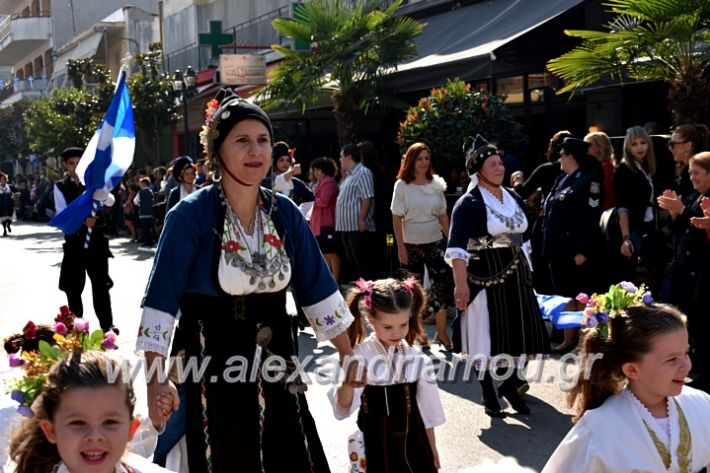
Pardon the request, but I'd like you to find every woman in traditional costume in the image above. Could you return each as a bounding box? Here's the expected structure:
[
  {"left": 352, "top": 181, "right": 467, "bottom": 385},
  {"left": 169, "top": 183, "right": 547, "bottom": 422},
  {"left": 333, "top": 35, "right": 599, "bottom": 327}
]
[
  {"left": 543, "top": 291, "right": 710, "bottom": 473},
  {"left": 446, "top": 135, "right": 549, "bottom": 417},
  {"left": 136, "top": 89, "right": 355, "bottom": 472}
]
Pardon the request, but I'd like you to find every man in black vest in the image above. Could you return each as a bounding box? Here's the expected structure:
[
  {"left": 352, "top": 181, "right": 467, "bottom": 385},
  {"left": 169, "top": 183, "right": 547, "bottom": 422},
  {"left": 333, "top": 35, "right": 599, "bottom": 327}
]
[{"left": 53, "top": 147, "right": 117, "bottom": 333}]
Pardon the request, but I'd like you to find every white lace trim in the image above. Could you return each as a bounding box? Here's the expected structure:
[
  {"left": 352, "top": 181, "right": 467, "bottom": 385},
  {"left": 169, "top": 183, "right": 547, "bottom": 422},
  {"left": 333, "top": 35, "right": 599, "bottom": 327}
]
[
  {"left": 302, "top": 290, "right": 354, "bottom": 342},
  {"left": 445, "top": 247, "right": 470, "bottom": 266},
  {"left": 135, "top": 307, "right": 176, "bottom": 357}
]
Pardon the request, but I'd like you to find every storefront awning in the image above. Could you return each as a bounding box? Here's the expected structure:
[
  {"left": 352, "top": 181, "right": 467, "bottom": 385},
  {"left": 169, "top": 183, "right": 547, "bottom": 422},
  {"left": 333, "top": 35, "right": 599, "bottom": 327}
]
[
  {"left": 385, "top": 0, "right": 584, "bottom": 92},
  {"left": 52, "top": 32, "right": 104, "bottom": 80}
]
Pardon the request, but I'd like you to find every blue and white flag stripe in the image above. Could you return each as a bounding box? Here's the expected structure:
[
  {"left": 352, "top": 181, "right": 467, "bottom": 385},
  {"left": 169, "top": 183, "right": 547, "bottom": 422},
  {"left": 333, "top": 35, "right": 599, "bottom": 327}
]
[
  {"left": 50, "top": 68, "right": 135, "bottom": 236},
  {"left": 77, "top": 68, "right": 134, "bottom": 194},
  {"left": 536, "top": 293, "right": 584, "bottom": 329}
]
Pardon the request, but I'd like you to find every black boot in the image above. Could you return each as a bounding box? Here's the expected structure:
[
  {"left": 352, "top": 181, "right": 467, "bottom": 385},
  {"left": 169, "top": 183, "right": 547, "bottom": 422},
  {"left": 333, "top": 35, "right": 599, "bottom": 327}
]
[
  {"left": 498, "top": 368, "right": 531, "bottom": 415},
  {"left": 6, "top": 221, "right": 10, "bottom": 233},
  {"left": 476, "top": 368, "right": 505, "bottom": 417},
  {"left": 2, "top": 221, "right": 6, "bottom": 236}
]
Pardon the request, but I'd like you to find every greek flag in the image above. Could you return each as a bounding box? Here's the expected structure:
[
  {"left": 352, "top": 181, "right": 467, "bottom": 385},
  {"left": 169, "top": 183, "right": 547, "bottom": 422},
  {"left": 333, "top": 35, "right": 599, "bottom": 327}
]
[{"left": 50, "top": 68, "right": 135, "bottom": 237}]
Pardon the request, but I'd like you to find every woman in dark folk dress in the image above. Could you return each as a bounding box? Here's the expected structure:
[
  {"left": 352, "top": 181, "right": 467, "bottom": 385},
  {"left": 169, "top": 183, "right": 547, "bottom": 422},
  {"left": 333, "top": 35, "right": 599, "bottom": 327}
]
[
  {"left": 447, "top": 136, "right": 549, "bottom": 418},
  {"left": 138, "top": 89, "right": 356, "bottom": 472}
]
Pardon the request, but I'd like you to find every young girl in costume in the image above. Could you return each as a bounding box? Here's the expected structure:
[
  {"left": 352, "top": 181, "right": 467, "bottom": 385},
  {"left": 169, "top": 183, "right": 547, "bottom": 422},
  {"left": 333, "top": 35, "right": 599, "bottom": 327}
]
[
  {"left": 330, "top": 277, "right": 446, "bottom": 472},
  {"left": 543, "top": 287, "right": 710, "bottom": 473},
  {"left": 10, "top": 350, "right": 171, "bottom": 473}
]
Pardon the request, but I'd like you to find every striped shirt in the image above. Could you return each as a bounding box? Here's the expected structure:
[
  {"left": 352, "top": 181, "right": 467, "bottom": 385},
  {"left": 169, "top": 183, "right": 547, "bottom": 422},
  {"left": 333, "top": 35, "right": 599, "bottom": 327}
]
[{"left": 335, "top": 163, "right": 375, "bottom": 231}]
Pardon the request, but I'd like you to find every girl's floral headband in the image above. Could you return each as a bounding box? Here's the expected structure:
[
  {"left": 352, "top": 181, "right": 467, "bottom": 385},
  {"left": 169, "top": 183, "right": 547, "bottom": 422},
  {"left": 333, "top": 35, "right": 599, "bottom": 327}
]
[
  {"left": 5, "top": 306, "right": 119, "bottom": 417},
  {"left": 402, "top": 276, "right": 416, "bottom": 295},
  {"left": 578, "top": 281, "right": 653, "bottom": 338},
  {"left": 355, "top": 278, "right": 374, "bottom": 311}
]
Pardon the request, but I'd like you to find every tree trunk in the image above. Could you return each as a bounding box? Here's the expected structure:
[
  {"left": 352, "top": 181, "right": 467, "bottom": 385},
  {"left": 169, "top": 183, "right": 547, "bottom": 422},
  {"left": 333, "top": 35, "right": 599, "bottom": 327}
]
[
  {"left": 668, "top": 63, "right": 710, "bottom": 126},
  {"left": 332, "top": 91, "right": 359, "bottom": 146}
]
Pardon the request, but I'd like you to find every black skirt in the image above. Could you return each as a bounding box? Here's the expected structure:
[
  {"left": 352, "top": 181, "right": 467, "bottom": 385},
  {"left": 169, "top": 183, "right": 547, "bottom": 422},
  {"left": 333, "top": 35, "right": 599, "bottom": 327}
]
[
  {"left": 178, "top": 290, "right": 330, "bottom": 473},
  {"left": 453, "top": 246, "right": 550, "bottom": 357},
  {"left": 357, "top": 383, "right": 437, "bottom": 473}
]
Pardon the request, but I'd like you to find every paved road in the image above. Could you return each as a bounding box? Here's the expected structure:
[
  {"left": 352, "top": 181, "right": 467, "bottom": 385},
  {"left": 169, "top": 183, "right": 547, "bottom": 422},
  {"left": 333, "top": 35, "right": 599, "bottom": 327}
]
[{"left": 0, "top": 223, "right": 577, "bottom": 472}]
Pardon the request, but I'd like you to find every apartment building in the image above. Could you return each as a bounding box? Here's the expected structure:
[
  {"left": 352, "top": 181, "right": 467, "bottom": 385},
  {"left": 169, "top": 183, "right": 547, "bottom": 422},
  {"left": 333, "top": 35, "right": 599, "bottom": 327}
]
[{"left": 0, "top": 0, "right": 158, "bottom": 107}]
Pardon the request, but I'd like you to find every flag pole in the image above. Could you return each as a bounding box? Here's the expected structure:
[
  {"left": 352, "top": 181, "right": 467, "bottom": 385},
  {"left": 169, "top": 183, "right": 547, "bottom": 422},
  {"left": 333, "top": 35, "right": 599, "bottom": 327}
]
[{"left": 83, "top": 65, "right": 129, "bottom": 249}]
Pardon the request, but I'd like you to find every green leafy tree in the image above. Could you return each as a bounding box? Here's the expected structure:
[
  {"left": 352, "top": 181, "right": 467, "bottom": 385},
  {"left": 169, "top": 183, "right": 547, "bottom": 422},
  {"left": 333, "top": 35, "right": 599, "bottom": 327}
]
[
  {"left": 25, "top": 88, "right": 107, "bottom": 157},
  {"left": 128, "top": 43, "right": 180, "bottom": 164},
  {"left": 397, "top": 79, "right": 526, "bottom": 174},
  {"left": 547, "top": 0, "right": 710, "bottom": 125},
  {"left": 25, "top": 58, "right": 114, "bottom": 158},
  {"left": 258, "top": 0, "right": 425, "bottom": 145},
  {"left": 0, "top": 101, "right": 30, "bottom": 159}
]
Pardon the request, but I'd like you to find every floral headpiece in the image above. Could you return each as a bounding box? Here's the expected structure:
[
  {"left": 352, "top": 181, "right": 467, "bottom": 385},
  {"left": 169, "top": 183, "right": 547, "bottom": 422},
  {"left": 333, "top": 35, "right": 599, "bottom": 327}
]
[
  {"left": 402, "top": 276, "right": 416, "bottom": 295},
  {"left": 5, "top": 306, "right": 119, "bottom": 417},
  {"left": 355, "top": 278, "right": 374, "bottom": 311},
  {"left": 578, "top": 281, "right": 654, "bottom": 338},
  {"left": 199, "top": 98, "right": 221, "bottom": 162}
]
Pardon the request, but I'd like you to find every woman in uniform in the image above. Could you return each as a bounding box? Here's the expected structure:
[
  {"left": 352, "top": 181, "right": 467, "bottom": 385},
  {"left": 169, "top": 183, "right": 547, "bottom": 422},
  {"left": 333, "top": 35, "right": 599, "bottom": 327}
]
[{"left": 542, "top": 137, "right": 604, "bottom": 353}]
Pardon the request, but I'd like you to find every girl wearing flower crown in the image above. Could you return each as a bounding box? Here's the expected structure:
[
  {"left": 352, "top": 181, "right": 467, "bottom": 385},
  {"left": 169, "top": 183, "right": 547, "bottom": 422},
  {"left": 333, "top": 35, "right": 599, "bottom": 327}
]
[
  {"left": 543, "top": 293, "right": 710, "bottom": 472},
  {"left": 10, "top": 350, "right": 171, "bottom": 473},
  {"left": 329, "top": 277, "right": 446, "bottom": 472}
]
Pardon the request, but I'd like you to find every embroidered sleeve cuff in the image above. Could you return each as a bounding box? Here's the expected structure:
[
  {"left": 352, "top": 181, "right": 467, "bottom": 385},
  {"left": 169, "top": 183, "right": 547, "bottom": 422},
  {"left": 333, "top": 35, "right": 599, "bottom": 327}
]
[
  {"left": 303, "top": 290, "right": 354, "bottom": 342},
  {"left": 444, "top": 247, "right": 470, "bottom": 266},
  {"left": 135, "top": 307, "right": 176, "bottom": 357}
]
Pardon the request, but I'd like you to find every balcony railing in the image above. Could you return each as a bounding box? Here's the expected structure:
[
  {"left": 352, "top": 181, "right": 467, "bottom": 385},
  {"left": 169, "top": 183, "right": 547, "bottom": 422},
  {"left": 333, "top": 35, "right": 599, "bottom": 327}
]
[
  {"left": 0, "top": 75, "right": 49, "bottom": 103},
  {"left": 0, "top": 12, "right": 50, "bottom": 43},
  {"left": 164, "top": 42, "right": 203, "bottom": 74},
  {"left": 228, "top": 5, "right": 290, "bottom": 51},
  {"left": 164, "top": 5, "right": 293, "bottom": 73}
]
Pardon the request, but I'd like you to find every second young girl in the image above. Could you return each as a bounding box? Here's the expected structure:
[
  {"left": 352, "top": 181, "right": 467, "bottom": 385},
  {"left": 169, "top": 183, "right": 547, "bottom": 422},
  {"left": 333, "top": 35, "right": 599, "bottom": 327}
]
[
  {"left": 330, "top": 277, "right": 446, "bottom": 472},
  {"left": 10, "top": 350, "right": 171, "bottom": 473},
  {"left": 543, "top": 301, "right": 710, "bottom": 472}
]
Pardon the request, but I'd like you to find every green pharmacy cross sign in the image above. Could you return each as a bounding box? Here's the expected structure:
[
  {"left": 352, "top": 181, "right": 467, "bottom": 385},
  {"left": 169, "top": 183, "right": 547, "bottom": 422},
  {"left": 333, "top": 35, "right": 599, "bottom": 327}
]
[{"left": 199, "top": 21, "right": 232, "bottom": 59}]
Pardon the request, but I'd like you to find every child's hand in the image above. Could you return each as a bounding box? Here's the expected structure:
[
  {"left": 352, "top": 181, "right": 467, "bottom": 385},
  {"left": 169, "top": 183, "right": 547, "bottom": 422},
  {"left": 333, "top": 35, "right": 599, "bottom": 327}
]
[
  {"left": 432, "top": 447, "right": 440, "bottom": 470},
  {"left": 147, "top": 381, "right": 179, "bottom": 428},
  {"left": 344, "top": 358, "right": 366, "bottom": 388}
]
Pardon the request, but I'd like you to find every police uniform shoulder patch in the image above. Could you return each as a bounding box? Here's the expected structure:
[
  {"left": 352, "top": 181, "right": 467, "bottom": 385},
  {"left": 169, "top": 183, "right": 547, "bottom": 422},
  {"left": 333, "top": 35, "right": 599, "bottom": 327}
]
[{"left": 589, "top": 182, "right": 601, "bottom": 194}]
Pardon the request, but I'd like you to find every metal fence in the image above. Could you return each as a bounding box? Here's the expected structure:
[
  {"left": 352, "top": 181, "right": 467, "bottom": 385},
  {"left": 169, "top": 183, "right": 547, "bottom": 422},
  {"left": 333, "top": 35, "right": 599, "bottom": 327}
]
[
  {"left": 164, "top": 42, "right": 203, "bottom": 74},
  {"left": 164, "top": 4, "right": 294, "bottom": 71},
  {"left": 228, "top": 5, "right": 291, "bottom": 51}
]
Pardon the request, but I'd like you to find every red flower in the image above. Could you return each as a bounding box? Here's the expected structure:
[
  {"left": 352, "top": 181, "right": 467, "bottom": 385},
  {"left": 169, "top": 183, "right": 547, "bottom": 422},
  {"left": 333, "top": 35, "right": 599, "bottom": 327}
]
[
  {"left": 207, "top": 99, "right": 219, "bottom": 110},
  {"left": 264, "top": 234, "right": 282, "bottom": 248},
  {"left": 22, "top": 321, "right": 37, "bottom": 340},
  {"left": 222, "top": 240, "right": 240, "bottom": 252},
  {"left": 59, "top": 306, "right": 70, "bottom": 316}
]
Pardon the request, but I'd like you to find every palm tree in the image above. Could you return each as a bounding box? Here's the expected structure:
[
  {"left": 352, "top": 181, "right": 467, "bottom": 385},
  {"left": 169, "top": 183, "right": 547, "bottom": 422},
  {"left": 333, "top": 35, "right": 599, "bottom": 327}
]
[
  {"left": 258, "top": 0, "right": 424, "bottom": 145},
  {"left": 547, "top": 0, "right": 710, "bottom": 125}
]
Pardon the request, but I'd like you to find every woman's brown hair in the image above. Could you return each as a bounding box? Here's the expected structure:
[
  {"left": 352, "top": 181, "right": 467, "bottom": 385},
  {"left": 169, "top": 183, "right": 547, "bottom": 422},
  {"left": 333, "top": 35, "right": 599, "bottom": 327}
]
[
  {"left": 567, "top": 303, "right": 686, "bottom": 422},
  {"left": 674, "top": 123, "right": 710, "bottom": 154},
  {"left": 397, "top": 142, "right": 434, "bottom": 184},
  {"left": 10, "top": 351, "right": 136, "bottom": 473},
  {"left": 546, "top": 130, "right": 572, "bottom": 162},
  {"left": 346, "top": 277, "right": 427, "bottom": 347}
]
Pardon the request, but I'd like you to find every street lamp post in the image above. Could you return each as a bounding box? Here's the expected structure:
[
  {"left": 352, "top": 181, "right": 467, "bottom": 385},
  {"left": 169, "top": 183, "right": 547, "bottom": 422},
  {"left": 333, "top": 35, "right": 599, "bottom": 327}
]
[{"left": 171, "top": 66, "right": 197, "bottom": 156}]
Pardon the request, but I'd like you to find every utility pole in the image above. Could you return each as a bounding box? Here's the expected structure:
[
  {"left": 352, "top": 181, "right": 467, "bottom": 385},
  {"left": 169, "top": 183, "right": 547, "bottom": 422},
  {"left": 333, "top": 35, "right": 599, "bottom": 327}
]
[{"left": 158, "top": 0, "right": 165, "bottom": 69}]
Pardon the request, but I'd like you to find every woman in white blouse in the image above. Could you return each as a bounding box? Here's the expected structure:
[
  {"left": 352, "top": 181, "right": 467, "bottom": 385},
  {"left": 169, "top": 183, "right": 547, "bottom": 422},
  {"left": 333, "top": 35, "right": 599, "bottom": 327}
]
[{"left": 391, "top": 142, "right": 454, "bottom": 349}]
